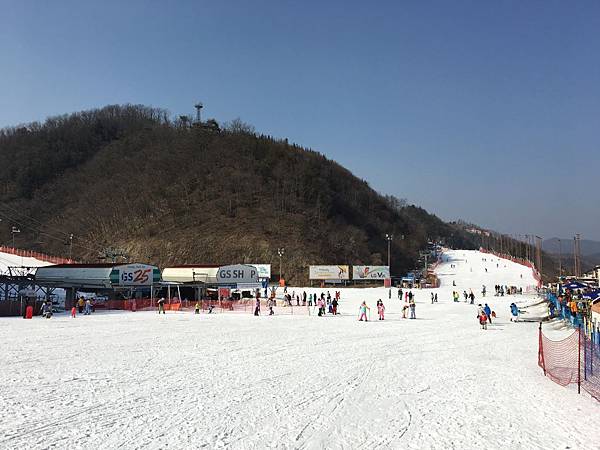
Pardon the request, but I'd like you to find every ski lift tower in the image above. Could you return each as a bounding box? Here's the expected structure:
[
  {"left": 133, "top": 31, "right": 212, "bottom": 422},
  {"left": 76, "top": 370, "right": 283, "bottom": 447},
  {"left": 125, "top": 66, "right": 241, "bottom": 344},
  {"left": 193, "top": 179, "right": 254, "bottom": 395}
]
[{"left": 194, "top": 102, "right": 203, "bottom": 124}]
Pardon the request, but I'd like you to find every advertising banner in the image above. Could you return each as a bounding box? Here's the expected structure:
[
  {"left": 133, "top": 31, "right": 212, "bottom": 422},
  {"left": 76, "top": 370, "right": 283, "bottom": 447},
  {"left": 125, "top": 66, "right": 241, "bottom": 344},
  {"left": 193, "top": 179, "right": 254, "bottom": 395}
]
[
  {"left": 352, "top": 266, "right": 390, "bottom": 280},
  {"left": 309, "top": 265, "right": 350, "bottom": 280},
  {"left": 111, "top": 264, "right": 160, "bottom": 286}
]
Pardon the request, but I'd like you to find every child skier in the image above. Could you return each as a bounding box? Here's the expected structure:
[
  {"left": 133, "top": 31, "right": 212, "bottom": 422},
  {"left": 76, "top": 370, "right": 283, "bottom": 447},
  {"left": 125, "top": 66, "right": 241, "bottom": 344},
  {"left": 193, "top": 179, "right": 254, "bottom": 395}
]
[
  {"left": 70, "top": 305, "right": 76, "bottom": 318},
  {"left": 479, "top": 311, "right": 488, "bottom": 330},
  {"left": 377, "top": 300, "right": 385, "bottom": 320},
  {"left": 358, "top": 301, "right": 370, "bottom": 321},
  {"left": 194, "top": 302, "right": 200, "bottom": 314}
]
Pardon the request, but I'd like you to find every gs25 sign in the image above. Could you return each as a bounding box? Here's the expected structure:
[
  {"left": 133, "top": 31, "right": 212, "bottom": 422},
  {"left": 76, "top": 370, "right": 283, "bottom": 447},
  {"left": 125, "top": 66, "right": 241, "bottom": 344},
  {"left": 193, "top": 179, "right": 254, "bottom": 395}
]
[{"left": 111, "top": 264, "right": 157, "bottom": 286}]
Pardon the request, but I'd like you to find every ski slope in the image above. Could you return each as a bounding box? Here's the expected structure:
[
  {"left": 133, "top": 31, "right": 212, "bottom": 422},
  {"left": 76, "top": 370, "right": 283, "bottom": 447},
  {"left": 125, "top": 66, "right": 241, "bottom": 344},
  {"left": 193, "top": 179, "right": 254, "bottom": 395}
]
[
  {"left": 0, "top": 249, "right": 599, "bottom": 449},
  {"left": 0, "top": 250, "right": 54, "bottom": 272}
]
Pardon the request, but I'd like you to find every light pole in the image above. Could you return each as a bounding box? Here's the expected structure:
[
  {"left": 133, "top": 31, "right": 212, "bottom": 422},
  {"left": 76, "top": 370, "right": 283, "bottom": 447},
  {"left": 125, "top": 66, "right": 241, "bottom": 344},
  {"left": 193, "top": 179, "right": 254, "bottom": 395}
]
[
  {"left": 277, "top": 247, "right": 285, "bottom": 282},
  {"left": 11, "top": 226, "right": 20, "bottom": 248},
  {"left": 558, "top": 238, "right": 562, "bottom": 278},
  {"left": 68, "top": 233, "right": 74, "bottom": 261},
  {"left": 385, "top": 234, "right": 393, "bottom": 268}
]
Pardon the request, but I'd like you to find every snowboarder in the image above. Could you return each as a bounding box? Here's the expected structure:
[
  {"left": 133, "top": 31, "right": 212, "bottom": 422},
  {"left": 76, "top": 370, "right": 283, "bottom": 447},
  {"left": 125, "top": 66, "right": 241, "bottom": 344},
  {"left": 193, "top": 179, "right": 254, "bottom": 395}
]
[{"left": 358, "top": 301, "right": 370, "bottom": 321}]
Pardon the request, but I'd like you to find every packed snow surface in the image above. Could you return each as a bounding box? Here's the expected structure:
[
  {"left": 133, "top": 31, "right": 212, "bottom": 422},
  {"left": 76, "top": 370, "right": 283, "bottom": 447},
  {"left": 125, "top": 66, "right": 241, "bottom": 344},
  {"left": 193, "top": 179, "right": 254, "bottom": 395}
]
[
  {"left": 1, "top": 250, "right": 599, "bottom": 449},
  {"left": 0, "top": 250, "right": 53, "bottom": 271}
]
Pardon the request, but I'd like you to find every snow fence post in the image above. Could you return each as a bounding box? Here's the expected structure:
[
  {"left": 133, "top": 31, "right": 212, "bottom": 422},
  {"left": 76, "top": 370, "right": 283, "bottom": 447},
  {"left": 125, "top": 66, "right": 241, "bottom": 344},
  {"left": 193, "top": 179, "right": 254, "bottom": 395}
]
[
  {"left": 578, "top": 325, "right": 582, "bottom": 394},
  {"left": 538, "top": 322, "right": 546, "bottom": 376}
]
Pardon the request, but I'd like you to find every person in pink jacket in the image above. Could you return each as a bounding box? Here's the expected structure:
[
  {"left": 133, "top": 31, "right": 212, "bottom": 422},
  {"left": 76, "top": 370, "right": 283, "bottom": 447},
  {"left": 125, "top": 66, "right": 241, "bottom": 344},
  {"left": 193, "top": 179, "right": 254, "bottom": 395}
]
[{"left": 377, "top": 299, "right": 385, "bottom": 320}]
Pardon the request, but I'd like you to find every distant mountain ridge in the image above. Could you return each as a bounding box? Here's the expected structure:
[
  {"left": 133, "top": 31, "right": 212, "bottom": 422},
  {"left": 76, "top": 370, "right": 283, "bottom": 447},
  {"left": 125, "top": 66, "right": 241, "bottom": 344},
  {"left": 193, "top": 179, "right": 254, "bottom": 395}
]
[{"left": 543, "top": 237, "right": 600, "bottom": 257}]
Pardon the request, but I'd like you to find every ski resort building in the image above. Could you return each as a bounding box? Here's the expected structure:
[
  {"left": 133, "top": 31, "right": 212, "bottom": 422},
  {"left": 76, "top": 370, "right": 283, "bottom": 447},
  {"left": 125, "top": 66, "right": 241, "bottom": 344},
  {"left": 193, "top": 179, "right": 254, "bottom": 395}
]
[{"left": 34, "top": 263, "right": 161, "bottom": 307}]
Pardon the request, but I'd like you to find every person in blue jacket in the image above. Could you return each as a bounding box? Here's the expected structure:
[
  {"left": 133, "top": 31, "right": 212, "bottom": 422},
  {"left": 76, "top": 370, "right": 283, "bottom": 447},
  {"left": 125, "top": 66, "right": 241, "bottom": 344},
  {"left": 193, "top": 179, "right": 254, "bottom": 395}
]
[
  {"left": 510, "top": 303, "right": 519, "bottom": 322},
  {"left": 483, "top": 303, "right": 492, "bottom": 324}
]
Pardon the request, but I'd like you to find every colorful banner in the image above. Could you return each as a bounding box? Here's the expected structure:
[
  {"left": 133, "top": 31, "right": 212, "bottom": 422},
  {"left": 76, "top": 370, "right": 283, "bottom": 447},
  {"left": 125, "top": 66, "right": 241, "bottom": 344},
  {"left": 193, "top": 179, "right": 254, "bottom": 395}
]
[
  {"left": 352, "top": 266, "right": 390, "bottom": 280},
  {"left": 309, "top": 265, "right": 350, "bottom": 280}
]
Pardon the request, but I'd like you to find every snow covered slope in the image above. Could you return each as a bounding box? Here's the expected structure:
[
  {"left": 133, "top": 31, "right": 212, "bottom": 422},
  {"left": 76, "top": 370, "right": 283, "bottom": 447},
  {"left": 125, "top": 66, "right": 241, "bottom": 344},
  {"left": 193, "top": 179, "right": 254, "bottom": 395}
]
[
  {"left": 0, "top": 249, "right": 54, "bottom": 272},
  {"left": 0, "top": 249, "right": 598, "bottom": 449}
]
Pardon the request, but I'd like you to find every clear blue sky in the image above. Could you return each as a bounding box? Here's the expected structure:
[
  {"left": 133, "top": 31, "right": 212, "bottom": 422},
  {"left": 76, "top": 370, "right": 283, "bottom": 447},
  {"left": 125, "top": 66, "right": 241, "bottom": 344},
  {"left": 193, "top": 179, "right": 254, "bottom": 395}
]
[{"left": 1, "top": 1, "right": 599, "bottom": 240}]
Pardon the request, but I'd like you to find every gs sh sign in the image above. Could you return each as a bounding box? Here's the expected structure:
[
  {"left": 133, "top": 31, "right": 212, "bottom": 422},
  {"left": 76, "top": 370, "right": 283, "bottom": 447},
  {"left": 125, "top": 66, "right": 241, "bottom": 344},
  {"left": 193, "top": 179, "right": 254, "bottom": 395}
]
[{"left": 216, "top": 265, "right": 260, "bottom": 284}]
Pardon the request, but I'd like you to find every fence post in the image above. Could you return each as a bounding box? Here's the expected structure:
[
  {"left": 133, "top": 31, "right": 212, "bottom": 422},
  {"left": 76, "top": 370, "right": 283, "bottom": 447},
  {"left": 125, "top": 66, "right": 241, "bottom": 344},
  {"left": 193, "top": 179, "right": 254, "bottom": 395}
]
[
  {"left": 578, "top": 325, "right": 582, "bottom": 394},
  {"left": 538, "top": 322, "right": 546, "bottom": 375}
]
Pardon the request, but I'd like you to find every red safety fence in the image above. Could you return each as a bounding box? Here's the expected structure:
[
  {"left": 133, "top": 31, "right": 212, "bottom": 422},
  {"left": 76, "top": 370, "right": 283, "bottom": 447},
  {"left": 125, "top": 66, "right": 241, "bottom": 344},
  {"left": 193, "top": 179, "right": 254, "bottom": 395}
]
[
  {"left": 94, "top": 298, "right": 311, "bottom": 315},
  {"left": 0, "top": 246, "right": 74, "bottom": 265},
  {"left": 538, "top": 325, "right": 580, "bottom": 387},
  {"left": 538, "top": 324, "right": 600, "bottom": 401}
]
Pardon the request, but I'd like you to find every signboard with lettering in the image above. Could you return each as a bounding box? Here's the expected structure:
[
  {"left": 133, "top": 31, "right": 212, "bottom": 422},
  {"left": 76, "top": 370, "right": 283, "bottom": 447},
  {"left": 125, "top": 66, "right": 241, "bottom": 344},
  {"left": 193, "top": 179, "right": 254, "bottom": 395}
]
[
  {"left": 110, "top": 264, "right": 160, "bottom": 286},
  {"left": 216, "top": 265, "right": 260, "bottom": 284},
  {"left": 352, "top": 266, "right": 390, "bottom": 280},
  {"left": 309, "top": 265, "right": 350, "bottom": 280}
]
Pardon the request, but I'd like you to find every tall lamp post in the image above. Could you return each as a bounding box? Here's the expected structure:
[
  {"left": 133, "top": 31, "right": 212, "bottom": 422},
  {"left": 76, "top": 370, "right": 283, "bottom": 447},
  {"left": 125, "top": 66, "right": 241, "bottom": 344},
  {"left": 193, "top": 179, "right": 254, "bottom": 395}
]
[
  {"left": 558, "top": 238, "right": 562, "bottom": 278},
  {"left": 68, "top": 233, "right": 74, "bottom": 261},
  {"left": 385, "top": 234, "right": 393, "bottom": 268},
  {"left": 385, "top": 234, "right": 393, "bottom": 298},
  {"left": 11, "top": 226, "right": 20, "bottom": 248},
  {"left": 277, "top": 247, "right": 285, "bottom": 282}
]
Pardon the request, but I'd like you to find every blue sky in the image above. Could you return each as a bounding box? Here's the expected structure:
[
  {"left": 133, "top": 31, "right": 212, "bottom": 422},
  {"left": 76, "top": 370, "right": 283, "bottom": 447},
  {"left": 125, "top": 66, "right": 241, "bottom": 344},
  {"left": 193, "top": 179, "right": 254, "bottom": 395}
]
[{"left": 1, "top": 1, "right": 599, "bottom": 239}]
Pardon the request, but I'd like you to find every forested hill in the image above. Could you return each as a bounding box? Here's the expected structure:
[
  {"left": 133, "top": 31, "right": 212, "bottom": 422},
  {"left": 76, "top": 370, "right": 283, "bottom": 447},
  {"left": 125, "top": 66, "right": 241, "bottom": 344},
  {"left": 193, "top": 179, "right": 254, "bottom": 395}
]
[{"left": 0, "top": 104, "right": 477, "bottom": 282}]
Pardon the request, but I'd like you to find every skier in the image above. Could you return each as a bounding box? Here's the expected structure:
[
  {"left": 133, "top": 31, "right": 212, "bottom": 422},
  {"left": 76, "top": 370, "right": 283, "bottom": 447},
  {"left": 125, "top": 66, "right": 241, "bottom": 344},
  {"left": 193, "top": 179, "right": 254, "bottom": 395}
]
[
  {"left": 479, "top": 311, "right": 488, "bottom": 330},
  {"left": 482, "top": 285, "right": 486, "bottom": 297},
  {"left": 402, "top": 303, "right": 408, "bottom": 319},
  {"left": 431, "top": 292, "right": 435, "bottom": 304},
  {"left": 40, "top": 301, "right": 52, "bottom": 319},
  {"left": 510, "top": 303, "right": 519, "bottom": 322},
  {"left": 157, "top": 297, "right": 166, "bottom": 314},
  {"left": 358, "top": 301, "right": 370, "bottom": 321},
  {"left": 483, "top": 303, "right": 492, "bottom": 324},
  {"left": 398, "top": 288, "right": 403, "bottom": 300},
  {"left": 84, "top": 299, "right": 92, "bottom": 315},
  {"left": 409, "top": 299, "right": 416, "bottom": 319},
  {"left": 332, "top": 297, "right": 338, "bottom": 315},
  {"left": 377, "top": 300, "right": 385, "bottom": 320},
  {"left": 469, "top": 291, "right": 475, "bottom": 305},
  {"left": 434, "top": 293, "right": 438, "bottom": 303},
  {"left": 268, "top": 298, "right": 274, "bottom": 315},
  {"left": 194, "top": 302, "right": 200, "bottom": 314},
  {"left": 254, "top": 298, "right": 261, "bottom": 316},
  {"left": 463, "top": 291, "right": 468, "bottom": 302},
  {"left": 77, "top": 297, "right": 84, "bottom": 314},
  {"left": 71, "top": 305, "right": 76, "bottom": 318}
]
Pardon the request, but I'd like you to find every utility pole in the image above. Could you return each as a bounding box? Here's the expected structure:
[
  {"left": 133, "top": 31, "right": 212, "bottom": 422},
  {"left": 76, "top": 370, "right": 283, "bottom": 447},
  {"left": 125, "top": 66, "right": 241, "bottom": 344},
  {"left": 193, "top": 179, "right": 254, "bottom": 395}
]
[{"left": 558, "top": 238, "right": 562, "bottom": 278}]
